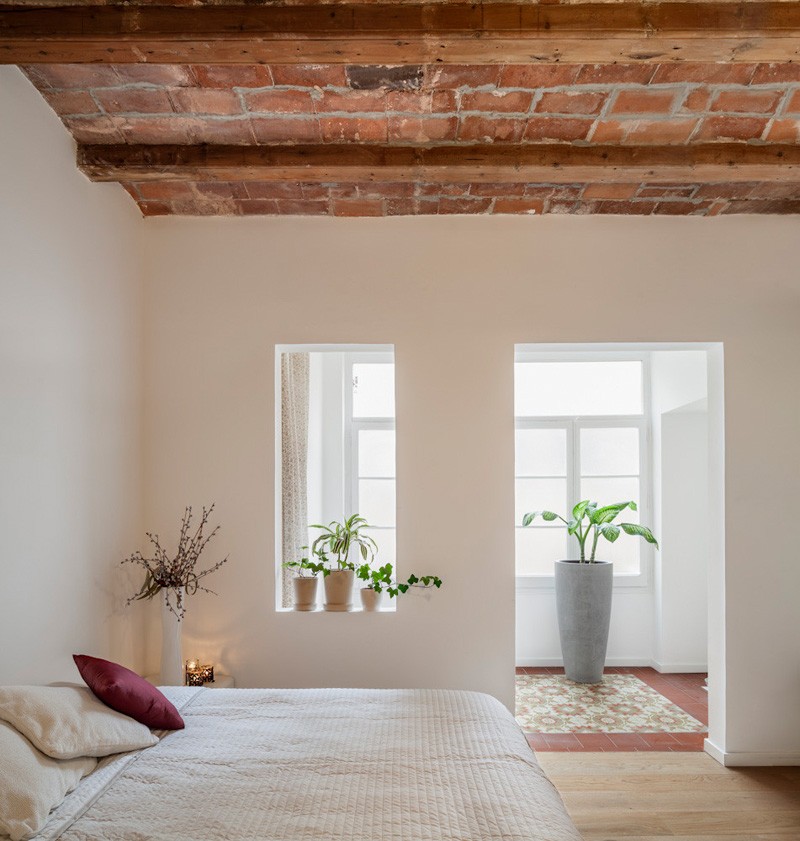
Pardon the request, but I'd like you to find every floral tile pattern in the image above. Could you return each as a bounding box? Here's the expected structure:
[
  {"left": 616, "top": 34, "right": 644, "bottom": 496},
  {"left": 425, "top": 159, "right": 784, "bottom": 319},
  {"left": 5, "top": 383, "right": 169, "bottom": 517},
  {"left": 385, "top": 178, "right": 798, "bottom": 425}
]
[{"left": 515, "top": 674, "right": 706, "bottom": 734}]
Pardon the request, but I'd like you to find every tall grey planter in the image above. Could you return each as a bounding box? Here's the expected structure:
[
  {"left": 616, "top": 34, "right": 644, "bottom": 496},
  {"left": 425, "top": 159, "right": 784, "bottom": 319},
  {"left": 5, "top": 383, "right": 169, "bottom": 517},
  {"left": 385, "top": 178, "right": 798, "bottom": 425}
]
[{"left": 555, "top": 560, "right": 613, "bottom": 684}]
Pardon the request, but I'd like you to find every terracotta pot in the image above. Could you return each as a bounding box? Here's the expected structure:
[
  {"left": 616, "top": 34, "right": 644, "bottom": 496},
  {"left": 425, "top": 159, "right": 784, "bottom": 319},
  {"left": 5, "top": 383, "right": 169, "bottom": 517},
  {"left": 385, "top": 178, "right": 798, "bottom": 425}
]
[
  {"left": 323, "top": 569, "right": 355, "bottom": 611},
  {"left": 292, "top": 576, "right": 318, "bottom": 611},
  {"left": 360, "top": 587, "right": 382, "bottom": 612}
]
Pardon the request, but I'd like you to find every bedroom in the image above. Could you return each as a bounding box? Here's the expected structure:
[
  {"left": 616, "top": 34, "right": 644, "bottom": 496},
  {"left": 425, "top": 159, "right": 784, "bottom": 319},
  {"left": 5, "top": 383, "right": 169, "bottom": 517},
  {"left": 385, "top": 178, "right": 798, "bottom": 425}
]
[{"left": 1, "top": 3, "right": 799, "bottom": 840}]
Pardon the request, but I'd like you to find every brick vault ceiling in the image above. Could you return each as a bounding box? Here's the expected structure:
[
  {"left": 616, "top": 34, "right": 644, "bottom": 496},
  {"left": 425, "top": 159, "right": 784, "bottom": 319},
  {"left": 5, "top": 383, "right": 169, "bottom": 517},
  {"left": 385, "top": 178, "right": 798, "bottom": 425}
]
[{"left": 23, "top": 61, "right": 800, "bottom": 217}]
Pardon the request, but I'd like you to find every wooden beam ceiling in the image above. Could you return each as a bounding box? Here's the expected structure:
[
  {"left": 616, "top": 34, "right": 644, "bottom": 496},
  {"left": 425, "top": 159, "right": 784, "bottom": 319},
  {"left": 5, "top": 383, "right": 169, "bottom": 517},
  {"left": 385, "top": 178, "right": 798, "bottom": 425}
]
[
  {"left": 77, "top": 143, "right": 800, "bottom": 185},
  {"left": 2, "top": 2, "right": 800, "bottom": 65}
]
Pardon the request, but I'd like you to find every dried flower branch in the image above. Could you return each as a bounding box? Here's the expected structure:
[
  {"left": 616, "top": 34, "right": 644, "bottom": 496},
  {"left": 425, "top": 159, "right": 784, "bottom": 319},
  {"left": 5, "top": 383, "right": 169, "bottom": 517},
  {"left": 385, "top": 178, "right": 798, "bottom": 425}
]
[{"left": 122, "top": 504, "right": 228, "bottom": 619}]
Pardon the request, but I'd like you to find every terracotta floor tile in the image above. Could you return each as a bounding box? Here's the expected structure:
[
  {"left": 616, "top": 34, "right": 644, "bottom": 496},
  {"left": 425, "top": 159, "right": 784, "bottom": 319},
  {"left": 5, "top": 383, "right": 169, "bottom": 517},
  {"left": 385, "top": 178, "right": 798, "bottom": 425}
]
[
  {"left": 671, "top": 732, "right": 706, "bottom": 746},
  {"left": 608, "top": 733, "right": 650, "bottom": 748},
  {"left": 544, "top": 733, "right": 583, "bottom": 748},
  {"left": 639, "top": 732, "right": 680, "bottom": 746},
  {"left": 576, "top": 733, "right": 615, "bottom": 749}
]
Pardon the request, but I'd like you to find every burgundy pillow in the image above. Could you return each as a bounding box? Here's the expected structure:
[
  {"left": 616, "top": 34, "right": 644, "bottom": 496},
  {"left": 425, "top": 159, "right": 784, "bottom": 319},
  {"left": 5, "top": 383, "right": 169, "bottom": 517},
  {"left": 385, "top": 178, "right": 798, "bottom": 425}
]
[{"left": 73, "top": 655, "right": 184, "bottom": 731}]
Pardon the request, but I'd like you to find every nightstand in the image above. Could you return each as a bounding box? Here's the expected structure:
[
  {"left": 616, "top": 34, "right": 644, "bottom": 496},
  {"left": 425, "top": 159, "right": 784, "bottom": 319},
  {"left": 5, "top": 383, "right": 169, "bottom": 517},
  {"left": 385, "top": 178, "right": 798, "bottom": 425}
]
[{"left": 145, "top": 674, "right": 235, "bottom": 688}]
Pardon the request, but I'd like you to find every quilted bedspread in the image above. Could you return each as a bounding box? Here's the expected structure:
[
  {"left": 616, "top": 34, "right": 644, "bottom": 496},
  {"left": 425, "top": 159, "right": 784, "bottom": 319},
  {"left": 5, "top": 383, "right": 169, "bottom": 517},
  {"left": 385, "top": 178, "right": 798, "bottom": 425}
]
[{"left": 45, "top": 686, "right": 582, "bottom": 841}]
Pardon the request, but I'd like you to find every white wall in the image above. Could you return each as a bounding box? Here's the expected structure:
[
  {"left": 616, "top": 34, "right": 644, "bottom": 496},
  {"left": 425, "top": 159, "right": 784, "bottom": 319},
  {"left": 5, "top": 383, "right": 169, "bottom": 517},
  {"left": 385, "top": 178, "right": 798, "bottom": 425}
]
[
  {"left": 517, "top": 584, "right": 654, "bottom": 666},
  {"left": 142, "top": 213, "right": 800, "bottom": 763},
  {"left": 0, "top": 67, "right": 145, "bottom": 683},
  {"left": 657, "top": 405, "right": 708, "bottom": 669},
  {"left": 651, "top": 351, "right": 709, "bottom": 672}
]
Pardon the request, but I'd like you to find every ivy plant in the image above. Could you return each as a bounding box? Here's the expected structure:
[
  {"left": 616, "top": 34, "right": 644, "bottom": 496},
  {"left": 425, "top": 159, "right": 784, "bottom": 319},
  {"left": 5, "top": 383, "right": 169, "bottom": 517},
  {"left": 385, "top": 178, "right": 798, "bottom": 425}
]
[
  {"left": 355, "top": 561, "right": 442, "bottom": 599},
  {"left": 522, "top": 499, "right": 658, "bottom": 563}
]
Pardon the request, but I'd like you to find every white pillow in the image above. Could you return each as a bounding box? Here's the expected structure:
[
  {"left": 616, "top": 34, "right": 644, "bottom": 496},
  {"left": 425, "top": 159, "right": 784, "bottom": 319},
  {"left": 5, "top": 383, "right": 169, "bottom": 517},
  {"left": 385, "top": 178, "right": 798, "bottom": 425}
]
[
  {"left": 0, "top": 685, "right": 158, "bottom": 760},
  {"left": 0, "top": 721, "right": 96, "bottom": 841}
]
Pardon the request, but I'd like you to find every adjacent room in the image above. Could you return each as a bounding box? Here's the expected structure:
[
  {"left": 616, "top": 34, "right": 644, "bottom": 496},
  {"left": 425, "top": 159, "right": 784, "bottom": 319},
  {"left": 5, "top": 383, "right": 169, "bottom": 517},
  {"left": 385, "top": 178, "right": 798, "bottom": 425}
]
[
  {"left": 1, "top": 3, "right": 799, "bottom": 841},
  {"left": 514, "top": 347, "right": 713, "bottom": 753}
]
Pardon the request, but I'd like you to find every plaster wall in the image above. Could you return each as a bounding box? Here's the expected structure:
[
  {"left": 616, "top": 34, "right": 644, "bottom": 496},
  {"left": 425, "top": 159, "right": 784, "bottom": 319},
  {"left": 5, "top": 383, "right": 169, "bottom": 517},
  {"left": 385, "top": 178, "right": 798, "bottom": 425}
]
[
  {"left": 141, "top": 212, "right": 800, "bottom": 762},
  {"left": 0, "top": 67, "right": 145, "bottom": 683}
]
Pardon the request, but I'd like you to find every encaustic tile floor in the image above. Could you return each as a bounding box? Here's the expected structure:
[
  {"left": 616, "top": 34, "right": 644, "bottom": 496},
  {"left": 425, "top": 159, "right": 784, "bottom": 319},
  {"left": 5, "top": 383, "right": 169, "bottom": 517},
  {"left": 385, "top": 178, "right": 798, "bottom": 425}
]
[{"left": 516, "top": 666, "right": 708, "bottom": 752}]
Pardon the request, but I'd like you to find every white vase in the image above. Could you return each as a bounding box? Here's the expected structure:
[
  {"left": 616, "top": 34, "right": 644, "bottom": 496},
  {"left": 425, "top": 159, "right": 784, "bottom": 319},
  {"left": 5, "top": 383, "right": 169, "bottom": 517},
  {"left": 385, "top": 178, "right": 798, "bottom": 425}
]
[{"left": 160, "top": 588, "right": 184, "bottom": 685}]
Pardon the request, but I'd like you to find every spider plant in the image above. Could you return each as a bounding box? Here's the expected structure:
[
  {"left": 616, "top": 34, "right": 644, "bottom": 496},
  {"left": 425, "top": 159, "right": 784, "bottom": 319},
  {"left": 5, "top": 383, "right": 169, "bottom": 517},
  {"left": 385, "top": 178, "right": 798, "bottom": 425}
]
[{"left": 310, "top": 513, "right": 378, "bottom": 572}]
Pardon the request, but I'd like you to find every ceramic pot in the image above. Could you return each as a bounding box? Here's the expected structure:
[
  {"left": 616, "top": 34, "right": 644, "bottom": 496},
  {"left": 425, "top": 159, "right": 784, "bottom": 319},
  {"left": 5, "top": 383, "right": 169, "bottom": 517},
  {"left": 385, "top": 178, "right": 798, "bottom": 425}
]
[
  {"left": 323, "top": 569, "right": 355, "bottom": 611},
  {"left": 292, "top": 576, "right": 318, "bottom": 611},
  {"left": 160, "top": 588, "right": 184, "bottom": 685},
  {"left": 554, "top": 560, "right": 613, "bottom": 684},
  {"left": 360, "top": 587, "right": 382, "bottom": 612}
]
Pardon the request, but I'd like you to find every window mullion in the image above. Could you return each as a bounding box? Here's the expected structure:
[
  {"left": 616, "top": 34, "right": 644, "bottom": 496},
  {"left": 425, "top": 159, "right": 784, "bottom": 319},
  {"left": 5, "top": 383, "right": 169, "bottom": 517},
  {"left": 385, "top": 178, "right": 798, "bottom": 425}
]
[
  {"left": 568, "top": 419, "right": 579, "bottom": 559},
  {"left": 343, "top": 355, "right": 355, "bottom": 520}
]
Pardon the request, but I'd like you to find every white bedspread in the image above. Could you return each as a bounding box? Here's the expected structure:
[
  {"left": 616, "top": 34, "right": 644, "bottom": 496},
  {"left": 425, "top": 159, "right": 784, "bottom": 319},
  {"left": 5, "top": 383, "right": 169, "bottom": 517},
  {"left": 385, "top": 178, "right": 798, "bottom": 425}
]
[{"left": 42, "top": 687, "right": 582, "bottom": 841}]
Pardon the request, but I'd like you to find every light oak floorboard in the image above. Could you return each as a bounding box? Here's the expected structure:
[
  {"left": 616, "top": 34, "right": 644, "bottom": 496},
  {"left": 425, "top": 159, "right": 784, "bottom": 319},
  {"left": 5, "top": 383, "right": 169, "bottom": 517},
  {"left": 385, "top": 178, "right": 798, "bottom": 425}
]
[{"left": 538, "top": 752, "right": 800, "bottom": 841}]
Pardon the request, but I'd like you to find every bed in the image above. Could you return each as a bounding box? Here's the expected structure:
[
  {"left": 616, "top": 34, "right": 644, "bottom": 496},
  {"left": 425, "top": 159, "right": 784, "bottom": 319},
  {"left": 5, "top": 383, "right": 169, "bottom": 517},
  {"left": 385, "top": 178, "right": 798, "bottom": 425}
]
[{"left": 29, "top": 686, "right": 582, "bottom": 841}]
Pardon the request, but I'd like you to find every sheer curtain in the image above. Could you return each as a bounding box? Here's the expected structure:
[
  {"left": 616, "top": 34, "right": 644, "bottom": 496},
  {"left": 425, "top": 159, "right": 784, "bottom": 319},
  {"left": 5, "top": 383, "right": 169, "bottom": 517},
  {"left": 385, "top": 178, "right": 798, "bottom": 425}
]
[{"left": 281, "top": 352, "right": 310, "bottom": 608}]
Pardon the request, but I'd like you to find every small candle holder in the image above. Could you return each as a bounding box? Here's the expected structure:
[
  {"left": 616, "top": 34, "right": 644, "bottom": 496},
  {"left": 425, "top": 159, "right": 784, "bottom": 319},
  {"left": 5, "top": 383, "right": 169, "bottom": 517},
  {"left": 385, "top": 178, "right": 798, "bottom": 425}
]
[
  {"left": 184, "top": 658, "right": 204, "bottom": 686},
  {"left": 200, "top": 664, "right": 215, "bottom": 684}
]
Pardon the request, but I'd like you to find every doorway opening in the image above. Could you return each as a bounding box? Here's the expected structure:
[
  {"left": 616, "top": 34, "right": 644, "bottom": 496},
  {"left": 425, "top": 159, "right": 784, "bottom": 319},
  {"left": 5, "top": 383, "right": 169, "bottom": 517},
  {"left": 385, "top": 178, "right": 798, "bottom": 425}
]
[{"left": 513, "top": 344, "right": 722, "bottom": 753}]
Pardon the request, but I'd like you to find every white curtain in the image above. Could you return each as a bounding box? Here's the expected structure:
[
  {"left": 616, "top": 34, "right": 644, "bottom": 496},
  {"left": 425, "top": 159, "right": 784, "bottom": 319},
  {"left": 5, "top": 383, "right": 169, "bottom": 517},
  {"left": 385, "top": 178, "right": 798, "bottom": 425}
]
[{"left": 281, "top": 352, "right": 310, "bottom": 608}]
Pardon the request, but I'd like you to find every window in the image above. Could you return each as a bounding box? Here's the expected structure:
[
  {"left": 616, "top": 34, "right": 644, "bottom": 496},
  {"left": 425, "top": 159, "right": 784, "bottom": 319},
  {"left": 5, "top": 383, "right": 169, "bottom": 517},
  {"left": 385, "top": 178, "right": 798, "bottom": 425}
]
[
  {"left": 515, "top": 356, "right": 651, "bottom": 581},
  {"left": 347, "top": 356, "right": 396, "bottom": 569},
  {"left": 276, "top": 345, "right": 396, "bottom": 609}
]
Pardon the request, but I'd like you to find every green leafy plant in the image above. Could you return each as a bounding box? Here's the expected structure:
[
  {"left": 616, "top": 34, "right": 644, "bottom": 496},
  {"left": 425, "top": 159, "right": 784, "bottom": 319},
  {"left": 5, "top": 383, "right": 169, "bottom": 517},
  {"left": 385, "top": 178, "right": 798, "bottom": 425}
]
[
  {"left": 311, "top": 513, "right": 377, "bottom": 571},
  {"left": 522, "top": 500, "right": 658, "bottom": 563},
  {"left": 355, "top": 561, "right": 442, "bottom": 599},
  {"left": 284, "top": 514, "right": 443, "bottom": 597},
  {"left": 283, "top": 547, "right": 327, "bottom": 577},
  {"left": 283, "top": 514, "right": 377, "bottom": 577}
]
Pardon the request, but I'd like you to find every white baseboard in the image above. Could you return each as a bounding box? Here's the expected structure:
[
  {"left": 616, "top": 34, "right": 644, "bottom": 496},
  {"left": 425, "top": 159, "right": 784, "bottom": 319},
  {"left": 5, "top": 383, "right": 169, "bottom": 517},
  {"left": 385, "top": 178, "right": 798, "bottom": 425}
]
[
  {"left": 703, "top": 738, "right": 726, "bottom": 765},
  {"left": 517, "top": 658, "right": 708, "bottom": 672},
  {"left": 651, "top": 660, "right": 708, "bottom": 673},
  {"left": 704, "top": 738, "right": 800, "bottom": 766}
]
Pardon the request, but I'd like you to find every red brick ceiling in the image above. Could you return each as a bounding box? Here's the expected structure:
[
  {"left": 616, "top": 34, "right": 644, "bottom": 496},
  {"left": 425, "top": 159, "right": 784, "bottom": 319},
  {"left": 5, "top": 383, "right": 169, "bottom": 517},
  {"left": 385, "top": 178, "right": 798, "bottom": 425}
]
[{"left": 24, "top": 61, "right": 800, "bottom": 217}]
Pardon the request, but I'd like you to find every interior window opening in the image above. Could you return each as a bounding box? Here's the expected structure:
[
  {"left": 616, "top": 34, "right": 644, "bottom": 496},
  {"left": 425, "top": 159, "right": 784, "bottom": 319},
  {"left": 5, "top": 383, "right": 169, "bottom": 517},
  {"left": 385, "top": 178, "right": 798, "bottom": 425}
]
[{"left": 276, "top": 346, "right": 396, "bottom": 611}]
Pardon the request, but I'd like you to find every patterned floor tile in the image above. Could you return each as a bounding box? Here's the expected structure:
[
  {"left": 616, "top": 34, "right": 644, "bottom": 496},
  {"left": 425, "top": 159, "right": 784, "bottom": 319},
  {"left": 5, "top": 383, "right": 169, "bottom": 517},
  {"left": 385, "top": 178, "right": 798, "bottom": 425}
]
[{"left": 515, "top": 673, "right": 706, "bottom": 734}]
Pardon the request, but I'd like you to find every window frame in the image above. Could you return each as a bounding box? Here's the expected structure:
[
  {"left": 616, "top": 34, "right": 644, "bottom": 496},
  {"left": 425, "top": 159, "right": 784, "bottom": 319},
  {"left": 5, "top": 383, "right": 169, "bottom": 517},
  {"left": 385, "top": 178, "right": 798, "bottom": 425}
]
[
  {"left": 274, "top": 344, "right": 395, "bottom": 612},
  {"left": 344, "top": 352, "right": 397, "bottom": 571},
  {"left": 514, "top": 351, "right": 653, "bottom": 592}
]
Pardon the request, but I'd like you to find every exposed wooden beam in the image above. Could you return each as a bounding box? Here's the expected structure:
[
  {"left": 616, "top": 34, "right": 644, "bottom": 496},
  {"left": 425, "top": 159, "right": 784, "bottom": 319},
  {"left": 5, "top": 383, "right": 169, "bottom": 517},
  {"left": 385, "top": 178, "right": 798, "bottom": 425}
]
[
  {"left": 2, "top": 2, "right": 800, "bottom": 65},
  {"left": 77, "top": 143, "right": 800, "bottom": 185}
]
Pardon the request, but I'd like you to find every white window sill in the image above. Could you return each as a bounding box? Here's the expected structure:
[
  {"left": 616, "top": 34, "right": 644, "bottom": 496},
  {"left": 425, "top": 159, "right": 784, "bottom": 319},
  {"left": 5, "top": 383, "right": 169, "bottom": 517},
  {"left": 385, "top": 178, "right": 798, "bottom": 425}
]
[
  {"left": 276, "top": 606, "right": 397, "bottom": 613},
  {"left": 516, "top": 574, "right": 649, "bottom": 592}
]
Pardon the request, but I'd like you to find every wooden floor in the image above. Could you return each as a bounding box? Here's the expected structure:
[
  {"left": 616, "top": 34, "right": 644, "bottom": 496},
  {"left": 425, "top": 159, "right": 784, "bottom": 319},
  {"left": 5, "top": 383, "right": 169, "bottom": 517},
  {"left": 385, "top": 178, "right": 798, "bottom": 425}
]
[{"left": 538, "top": 752, "right": 800, "bottom": 841}]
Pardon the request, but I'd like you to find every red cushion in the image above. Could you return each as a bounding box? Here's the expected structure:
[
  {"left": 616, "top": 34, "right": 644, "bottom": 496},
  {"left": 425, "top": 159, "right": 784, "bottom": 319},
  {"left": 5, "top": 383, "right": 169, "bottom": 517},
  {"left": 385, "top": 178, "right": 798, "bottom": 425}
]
[{"left": 73, "top": 655, "right": 184, "bottom": 730}]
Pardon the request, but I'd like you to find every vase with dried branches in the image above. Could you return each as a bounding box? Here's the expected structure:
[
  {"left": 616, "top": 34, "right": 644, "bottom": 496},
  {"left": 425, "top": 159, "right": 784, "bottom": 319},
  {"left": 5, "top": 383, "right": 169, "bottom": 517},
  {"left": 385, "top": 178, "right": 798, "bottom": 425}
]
[{"left": 123, "top": 504, "right": 228, "bottom": 685}]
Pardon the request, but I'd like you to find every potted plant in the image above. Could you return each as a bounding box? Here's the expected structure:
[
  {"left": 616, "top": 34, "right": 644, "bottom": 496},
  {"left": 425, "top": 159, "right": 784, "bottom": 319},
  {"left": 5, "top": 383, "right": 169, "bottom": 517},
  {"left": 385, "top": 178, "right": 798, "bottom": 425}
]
[
  {"left": 122, "top": 504, "right": 228, "bottom": 684},
  {"left": 355, "top": 561, "right": 443, "bottom": 612},
  {"left": 283, "top": 548, "right": 326, "bottom": 611},
  {"left": 311, "top": 514, "right": 378, "bottom": 611},
  {"left": 522, "top": 500, "right": 657, "bottom": 684}
]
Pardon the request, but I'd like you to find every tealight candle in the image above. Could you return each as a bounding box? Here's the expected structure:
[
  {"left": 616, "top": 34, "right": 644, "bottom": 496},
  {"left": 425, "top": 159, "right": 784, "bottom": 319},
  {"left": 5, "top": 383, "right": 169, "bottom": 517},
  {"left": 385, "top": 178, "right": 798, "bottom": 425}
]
[{"left": 184, "top": 658, "right": 204, "bottom": 686}]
